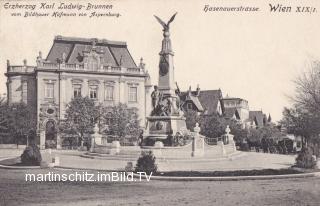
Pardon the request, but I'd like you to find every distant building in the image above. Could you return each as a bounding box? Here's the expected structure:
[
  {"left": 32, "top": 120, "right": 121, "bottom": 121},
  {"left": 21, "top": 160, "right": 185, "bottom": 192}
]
[
  {"left": 221, "top": 97, "right": 249, "bottom": 121},
  {"left": 179, "top": 86, "right": 204, "bottom": 113},
  {"left": 185, "top": 89, "right": 272, "bottom": 129},
  {"left": 248, "top": 111, "right": 268, "bottom": 128},
  {"left": 5, "top": 36, "right": 152, "bottom": 149},
  {"left": 198, "top": 89, "right": 223, "bottom": 116}
]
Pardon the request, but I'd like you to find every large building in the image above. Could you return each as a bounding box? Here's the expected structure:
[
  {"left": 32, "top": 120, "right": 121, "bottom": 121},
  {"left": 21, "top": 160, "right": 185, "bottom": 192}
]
[{"left": 5, "top": 36, "right": 152, "bottom": 149}]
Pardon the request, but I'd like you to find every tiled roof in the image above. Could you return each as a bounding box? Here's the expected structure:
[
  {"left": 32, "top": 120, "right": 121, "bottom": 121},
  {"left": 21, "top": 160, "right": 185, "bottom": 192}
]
[
  {"left": 46, "top": 36, "right": 137, "bottom": 68},
  {"left": 180, "top": 91, "right": 204, "bottom": 112},
  {"left": 198, "top": 90, "right": 222, "bottom": 115},
  {"left": 249, "top": 111, "right": 266, "bottom": 127}
]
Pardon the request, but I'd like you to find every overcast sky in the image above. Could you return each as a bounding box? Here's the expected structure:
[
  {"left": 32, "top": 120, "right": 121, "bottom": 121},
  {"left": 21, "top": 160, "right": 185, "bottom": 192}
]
[{"left": 1, "top": 0, "right": 320, "bottom": 121}]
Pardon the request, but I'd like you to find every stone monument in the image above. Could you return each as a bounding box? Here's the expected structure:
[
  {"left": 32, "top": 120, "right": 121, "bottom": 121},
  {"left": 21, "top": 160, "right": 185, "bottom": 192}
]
[
  {"left": 146, "top": 13, "right": 187, "bottom": 144},
  {"left": 191, "top": 123, "right": 204, "bottom": 157},
  {"left": 224, "top": 125, "right": 237, "bottom": 152},
  {"left": 93, "top": 124, "right": 102, "bottom": 145}
]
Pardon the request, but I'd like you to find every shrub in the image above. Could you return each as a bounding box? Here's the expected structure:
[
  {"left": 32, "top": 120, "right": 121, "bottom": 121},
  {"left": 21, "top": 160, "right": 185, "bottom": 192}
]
[
  {"left": 238, "top": 142, "right": 249, "bottom": 151},
  {"left": 20, "top": 144, "right": 42, "bottom": 166},
  {"left": 135, "top": 151, "right": 157, "bottom": 175},
  {"left": 295, "top": 147, "right": 317, "bottom": 169}
]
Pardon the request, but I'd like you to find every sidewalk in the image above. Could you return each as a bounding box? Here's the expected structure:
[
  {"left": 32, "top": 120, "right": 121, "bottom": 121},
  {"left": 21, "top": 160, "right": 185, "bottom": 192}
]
[
  {"left": 54, "top": 150, "right": 295, "bottom": 171},
  {"left": 0, "top": 149, "right": 297, "bottom": 171}
]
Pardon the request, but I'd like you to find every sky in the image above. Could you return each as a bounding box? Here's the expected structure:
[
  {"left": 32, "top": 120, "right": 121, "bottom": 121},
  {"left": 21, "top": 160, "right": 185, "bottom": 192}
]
[{"left": 0, "top": 0, "right": 320, "bottom": 122}]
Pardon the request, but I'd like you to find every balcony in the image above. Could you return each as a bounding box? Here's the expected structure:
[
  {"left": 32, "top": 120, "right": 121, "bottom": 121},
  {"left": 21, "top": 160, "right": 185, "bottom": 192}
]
[
  {"left": 7, "top": 66, "right": 35, "bottom": 73},
  {"left": 38, "top": 62, "right": 144, "bottom": 75}
]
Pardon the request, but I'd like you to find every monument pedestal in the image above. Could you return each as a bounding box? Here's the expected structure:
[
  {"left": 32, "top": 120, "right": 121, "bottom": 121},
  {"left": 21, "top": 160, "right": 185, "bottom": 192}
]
[
  {"left": 217, "top": 141, "right": 227, "bottom": 156},
  {"left": 191, "top": 137, "right": 204, "bottom": 157},
  {"left": 110, "top": 141, "right": 120, "bottom": 155},
  {"left": 191, "top": 123, "right": 204, "bottom": 157},
  {"left": 146, "top": 116, "right": 187, "bottom": 143}
]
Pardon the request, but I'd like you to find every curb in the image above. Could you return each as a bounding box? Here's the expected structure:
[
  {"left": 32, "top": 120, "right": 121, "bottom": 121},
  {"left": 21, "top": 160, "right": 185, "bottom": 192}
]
[
  {"left": 54, "top": 166, "right": 124, "bottom": 172},
  {"left": 2, "top": 157, "right": 319, "bottom": 181},
  {"left": 80, "top": 151, "right": 246, "bottom": 162},
  {"left": 132, "top": 171, "right": 320, "bottom": 181},
  {"left": 0, "top": 157, "right": 41, "bottom": 169},
  {"left": 54, "top": 165, "right": 320, "bottom": 181}
]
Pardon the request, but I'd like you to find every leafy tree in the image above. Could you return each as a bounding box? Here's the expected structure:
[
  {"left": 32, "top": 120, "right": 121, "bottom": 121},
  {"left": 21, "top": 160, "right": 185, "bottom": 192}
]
[
  {"left": 0, "top": 99, "right": 9, "bottom": 143},
  {"left": 60, "top": 97, "right": 98, "bottom": 147},
  {"left": 199, "top": 114, "right": 225, "bottom": 138},
  {"left": 5, "top": 103, "right": 37, "bottom": 147},
  {"left": 280, "top": 107, "right": 319, "bottom": 147},
  {"left": 184, "top": 110, "right": 200, "bottom": 131},
  {"left": 222, "top": 119, "right": 248, "bottom": 143},
  {"left": 102, "top": 103, "right": 140, "bottom": 142}
]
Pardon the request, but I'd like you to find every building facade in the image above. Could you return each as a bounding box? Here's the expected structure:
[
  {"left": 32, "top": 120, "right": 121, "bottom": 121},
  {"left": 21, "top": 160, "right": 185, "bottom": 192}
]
[
  {"left": 221, "top": 97, "right": 250, "bottom": 121},
  {"left": 5, "top": 36, "right": 152, "bottom": 149}
]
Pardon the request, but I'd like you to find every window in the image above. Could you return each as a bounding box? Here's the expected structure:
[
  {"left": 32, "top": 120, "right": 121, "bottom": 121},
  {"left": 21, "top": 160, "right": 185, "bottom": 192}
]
[
  {"left": 187, "top": 103, "right": 193, "bottom": 110},
  {"left": 89, "top": 86, "right": 98, "bottom": 99},
  {"left": 45, "top": 83, "right": 54, "bottom": 98},
  {"left": 87, "top": 55, "right": 99, "bottom": 70},
  {"left": 128, "top": 87, "right": 137, "bottom": 102},
  {"left": 105, "top": 85, "right": 114, "bottom": 101},
  {"left": 73, "top": 85, "right": 82, "bottom": 98}
]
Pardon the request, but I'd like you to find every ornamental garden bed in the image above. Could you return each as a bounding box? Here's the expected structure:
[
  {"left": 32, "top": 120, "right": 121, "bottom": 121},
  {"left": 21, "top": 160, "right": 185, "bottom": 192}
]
[{"left": 154, "top": 168, "right": 310, "bottom": 177}]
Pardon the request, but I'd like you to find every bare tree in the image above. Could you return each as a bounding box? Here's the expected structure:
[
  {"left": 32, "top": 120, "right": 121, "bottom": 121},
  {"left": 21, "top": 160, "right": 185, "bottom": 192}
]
[
  {"left": 281, "top": 60, "right": 320, "bottom": 146},
  {"left": 292, "top": 61, "right": 320, "bottom": 113}
]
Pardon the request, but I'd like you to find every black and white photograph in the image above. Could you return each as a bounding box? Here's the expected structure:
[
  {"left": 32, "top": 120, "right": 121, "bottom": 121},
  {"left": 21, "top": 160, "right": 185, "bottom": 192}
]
[{"left": 0, "top": 0, "right": 319, "bottom": 205}]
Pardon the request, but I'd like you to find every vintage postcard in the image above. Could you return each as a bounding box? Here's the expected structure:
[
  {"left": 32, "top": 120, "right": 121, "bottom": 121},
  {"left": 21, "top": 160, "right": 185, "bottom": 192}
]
[{"left": 0, "top": 0, "right": 319, "bottom": 205}]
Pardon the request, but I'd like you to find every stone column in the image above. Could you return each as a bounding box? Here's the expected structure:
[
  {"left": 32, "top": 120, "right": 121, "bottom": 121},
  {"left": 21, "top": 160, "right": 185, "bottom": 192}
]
[
  {"left": 192, "top": 123, "right": 204, "bottom": 157},
  {"left": 58, "top": 75, "right": 66, "bottom": 150},
  {"left": 59, "top": 75, "right": 67, "bottom": 119},
  {"left": 90, "top": 136, "right": 95, "bottom": 153},
  {"left": 217, "top": 140, "right": 226, "bottom": 157},
  {"left": 119, "top": 76, "right": 126, "bottom": 103},
  {"left": 40, "top": 130, "right": 46, "bottom": 150},
  {"left": 228, "top": 134, "right": 236, "bottom": 152},
  {"left": 56, "top": 133, "right": 61, "bottom": 150}
]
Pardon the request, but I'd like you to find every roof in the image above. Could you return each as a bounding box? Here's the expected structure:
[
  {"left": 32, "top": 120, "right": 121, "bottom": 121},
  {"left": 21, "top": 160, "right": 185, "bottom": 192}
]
[
  {"left": 198, "top": 90, "right": 222, "bottom": 115},
  {"left": 249, "top": 111, "right": 266, "bottom": 127},
  {"left": 180, "top": 91, "right": 204, "bottom": 112},
  {"left": 46, "top": 35, "right": 137, "bottom": 68},
  {"left": 224, "top": 108, "right": 240, "bottom": 119},
  {"left": 221, "top": 97, "right": 248, "bottom": 103}
]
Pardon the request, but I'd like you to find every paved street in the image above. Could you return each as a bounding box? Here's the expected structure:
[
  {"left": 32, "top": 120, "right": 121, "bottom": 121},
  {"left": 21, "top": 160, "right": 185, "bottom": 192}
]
[
  {"left": 0, "top": 168, "right": 319, "bottom": 206},
  {"left": 0, "top": 149, "right": 317, "bottom": 206}
]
